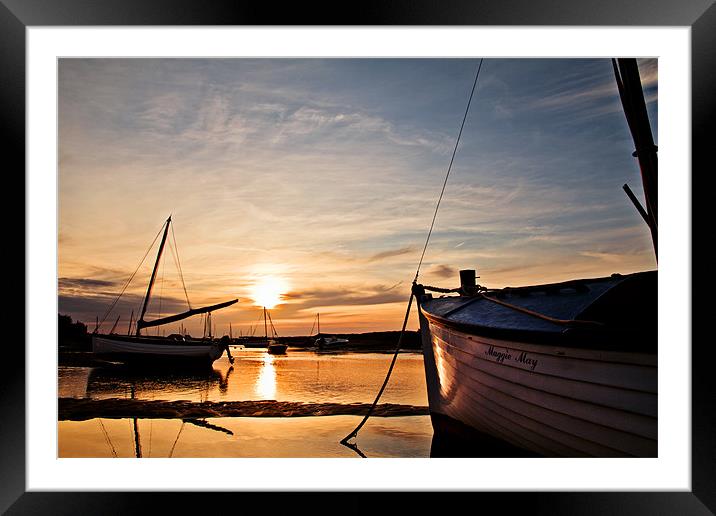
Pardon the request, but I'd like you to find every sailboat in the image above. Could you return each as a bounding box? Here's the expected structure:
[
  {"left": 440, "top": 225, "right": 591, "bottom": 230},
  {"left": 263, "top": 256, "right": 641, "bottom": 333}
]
[
  {"left": 415, "top": 59, "right": 657, "bottom": 457},
  {"left": 312, "top": 313, "right": 349, "bottom": 350},
  {"left": 91, "top": 215, "right": 238, "bottom": 368},
  {"left": 261, "top": 307, "right": 287, "bottom": 355}
]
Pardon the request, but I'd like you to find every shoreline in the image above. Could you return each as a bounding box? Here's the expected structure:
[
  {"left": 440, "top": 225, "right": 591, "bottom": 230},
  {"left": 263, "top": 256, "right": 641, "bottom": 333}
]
[
  {"left": 58, "top": 348, "right": 421, "bottom": 368},
  {"left": 59, "top": 397, "right": 429, "bottom": 421}
]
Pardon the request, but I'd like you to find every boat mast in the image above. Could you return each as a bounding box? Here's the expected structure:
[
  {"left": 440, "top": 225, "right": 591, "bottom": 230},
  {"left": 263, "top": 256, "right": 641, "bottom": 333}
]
[
  {"left": 612, "top": 58, "right": 658, "bottom": 258},
  {"left": 130, "top": 384, "right": 142, "bottom": 458},
  {"left": 263, "top": 307, "right": 268, "bottom": 341},
  {"left": 317, "top": 313, "right": 320, "bottom": 335},
  {"left": 136, "top": 215, "right": 172, "bottom": 336}
]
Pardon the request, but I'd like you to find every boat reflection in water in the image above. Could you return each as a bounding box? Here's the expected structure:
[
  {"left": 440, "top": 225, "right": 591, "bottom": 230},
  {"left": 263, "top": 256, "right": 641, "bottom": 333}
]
[
  {"left": 59, "top": 350, "right": 435, "bottom": 457},
  {"left": 86, "top": 363, "right": 234, "bottom": 402}
]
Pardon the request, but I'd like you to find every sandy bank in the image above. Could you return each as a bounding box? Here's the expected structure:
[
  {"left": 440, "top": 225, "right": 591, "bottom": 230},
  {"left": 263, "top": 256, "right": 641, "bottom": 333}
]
[{"left": 59, "top": 397, "right": 429, "bottom": 421}]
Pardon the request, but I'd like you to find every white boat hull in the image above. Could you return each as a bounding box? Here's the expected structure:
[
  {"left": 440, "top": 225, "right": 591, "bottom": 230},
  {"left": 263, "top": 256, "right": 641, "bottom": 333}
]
[
  {"left": 418, "top": 310, "right": 657, "bottom": 457},
  {"left": 92, "top": 335, "right": 225, "bottom": 365}
]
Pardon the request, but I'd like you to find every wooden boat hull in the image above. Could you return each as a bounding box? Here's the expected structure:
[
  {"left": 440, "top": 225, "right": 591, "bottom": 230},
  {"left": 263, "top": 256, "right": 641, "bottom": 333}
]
[
  {"left": 92, "top": 334, "right": 225, "bottom": 367},
  {"left": 418, "top": 308, "right": 657, "bottom": 457}
]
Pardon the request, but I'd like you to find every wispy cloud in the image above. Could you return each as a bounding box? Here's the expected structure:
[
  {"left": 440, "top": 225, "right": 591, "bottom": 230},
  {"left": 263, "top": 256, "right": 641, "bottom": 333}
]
[
  {"left": 367, "top": 246, "right": 415, "bottom": 262},
  {"left": 58, "top": 58, "right": 658, "bottom": 334}
]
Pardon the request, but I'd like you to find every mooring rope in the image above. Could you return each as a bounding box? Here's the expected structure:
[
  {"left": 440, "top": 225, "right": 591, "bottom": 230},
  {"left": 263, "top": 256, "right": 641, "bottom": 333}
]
[
  {"left": 339, "top": 59, "right": 485, "bottom": 451},
  {"left": 414, "top": 58, "right": 484, "bottom": 284},
  {"left": 479, "top": 293, "right": 604, "bottom": 328},
  {"left": 420, "top": 284, "right": 603, "bottom": 328}
]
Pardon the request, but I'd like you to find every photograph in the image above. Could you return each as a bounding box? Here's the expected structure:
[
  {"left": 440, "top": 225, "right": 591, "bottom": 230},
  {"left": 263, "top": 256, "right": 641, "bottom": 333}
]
[{"left": 57, "top": 56, "right": 658, "bottom": 459}]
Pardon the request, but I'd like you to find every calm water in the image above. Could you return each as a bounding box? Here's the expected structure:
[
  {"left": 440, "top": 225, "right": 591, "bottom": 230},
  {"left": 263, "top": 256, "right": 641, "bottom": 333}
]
[{"left": 58, "top": 348, "right": 433, "bottom": 458}]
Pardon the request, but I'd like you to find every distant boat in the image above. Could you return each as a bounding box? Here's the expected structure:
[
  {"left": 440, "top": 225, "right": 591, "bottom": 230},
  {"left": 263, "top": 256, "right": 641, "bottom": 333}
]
[
  {"left": 415, "top": 59, "right": 657, "bottom": 457},
  {"left": 316, "top": 335, "right": 350, "bottom": 350},
  {"left": 91, "top": 216, "right": 238, "bottom": 368},
  {"left": 260, "top": 307, "right": 287, "bottom": 355},
  {"left": 312, "top": 313, "right": 349, "bottom": 350}
]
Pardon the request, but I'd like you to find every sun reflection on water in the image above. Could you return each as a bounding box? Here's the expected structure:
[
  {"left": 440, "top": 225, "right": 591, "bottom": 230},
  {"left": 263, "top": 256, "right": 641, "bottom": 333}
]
[{"left": 255, "top": 354, "right": 277, "bottom": 400}]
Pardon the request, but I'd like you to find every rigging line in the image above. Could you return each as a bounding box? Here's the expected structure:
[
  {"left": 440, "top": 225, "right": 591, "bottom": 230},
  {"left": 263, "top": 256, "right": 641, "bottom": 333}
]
[
  {"left": 414, "top": 58, "right": 484, "bottom": 283},
  {"left": 340, "top": 60, "right": 484, "bottom": 450},
  {"left": 167, "top": 239, "right": 191, "bottom": 314},
  {"left": 170, "top": 221, "right": 192, "bottom": 310},
  {"left": 168, "top": 421, "right": 186, "bottom": 458},
  {"left": 98, "top": 221, "right": 166, "bottom": 329},
  {"left": 309, "top": 314, "right": 316, "bottom": 337},
  {"left": 250, "top": 310, "right": 264, "bottom": 336},
  {"left": 157, "top": 247, "right": 166, "bottom": 336},
  {"left": 97, "top": 419, "right": 118, "bottom": 458},
  {"left": 267, "top": 311, "right": 278, "bottom": 337}
]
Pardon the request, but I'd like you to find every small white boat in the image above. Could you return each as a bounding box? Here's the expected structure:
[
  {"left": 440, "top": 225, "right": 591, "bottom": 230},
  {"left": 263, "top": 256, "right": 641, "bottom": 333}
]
[
  {"left": 315, "top": 335, "right": 349, "bottom": 350},
  {"left": 91, "top": 216, "right": 237, "bottom": 368},
  {"left": 311, "top": 313, "right": 349, "bottom": 350}
]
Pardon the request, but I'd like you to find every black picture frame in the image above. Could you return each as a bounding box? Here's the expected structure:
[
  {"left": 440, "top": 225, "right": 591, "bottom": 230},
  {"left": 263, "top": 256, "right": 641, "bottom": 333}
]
[{"left": 3, "top": 0, "right": 711, "bottom": 513}]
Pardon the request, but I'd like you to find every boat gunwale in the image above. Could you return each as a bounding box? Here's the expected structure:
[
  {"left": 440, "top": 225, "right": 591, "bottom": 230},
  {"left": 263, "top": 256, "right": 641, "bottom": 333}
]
[
  {"left": 420, "top": 302, "right": 657, "bottom": 354},
  {"left": 92, "top": 334, "right": 223, "bottom": 348}
]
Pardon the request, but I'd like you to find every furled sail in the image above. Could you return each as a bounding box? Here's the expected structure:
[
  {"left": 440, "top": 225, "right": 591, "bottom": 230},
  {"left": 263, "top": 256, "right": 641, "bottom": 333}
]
[{"left": 136, "top": 299, "right": 238, "bottom": 331}]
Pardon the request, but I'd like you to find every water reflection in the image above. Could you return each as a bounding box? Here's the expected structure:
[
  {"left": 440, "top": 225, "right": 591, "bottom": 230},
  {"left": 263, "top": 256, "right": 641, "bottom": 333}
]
[
  {"left": 59, "top": 350, "right": 434, "bottom": 458},
  {"left": 60, "top": 350, "right": 428, "bottom": 406},
  {"left": 84, "top": 364, "right": 233, "bottom": 402},
  {"left": 59, "top": 415, "right": 434, "bottom": 458},
  {"left": 255, "top": 354, "right": 276, "bottom": 400}
]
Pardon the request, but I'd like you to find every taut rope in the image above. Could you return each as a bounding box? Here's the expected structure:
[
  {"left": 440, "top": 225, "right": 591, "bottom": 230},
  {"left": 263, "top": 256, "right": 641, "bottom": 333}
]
[{"left": 339, "top": 59, "right": 485, "bottom": 452}]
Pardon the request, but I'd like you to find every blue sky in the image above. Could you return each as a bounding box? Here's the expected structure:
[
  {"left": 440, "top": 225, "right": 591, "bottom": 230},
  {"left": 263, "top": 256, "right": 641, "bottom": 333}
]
[{"left": 58, "top": 58, "right": 657, "bottom": 335}]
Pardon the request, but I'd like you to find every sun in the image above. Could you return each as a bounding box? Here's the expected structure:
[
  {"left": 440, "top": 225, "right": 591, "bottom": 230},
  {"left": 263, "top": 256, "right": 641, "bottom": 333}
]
[{"left": 249, "top": 277, "right": 288, "bottom": 309}]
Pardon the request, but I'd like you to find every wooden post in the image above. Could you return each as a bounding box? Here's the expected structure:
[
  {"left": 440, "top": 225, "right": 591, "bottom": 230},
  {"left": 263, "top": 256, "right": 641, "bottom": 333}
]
[{"left": 459, "top": 269, "right": 476, "bottom": 294}]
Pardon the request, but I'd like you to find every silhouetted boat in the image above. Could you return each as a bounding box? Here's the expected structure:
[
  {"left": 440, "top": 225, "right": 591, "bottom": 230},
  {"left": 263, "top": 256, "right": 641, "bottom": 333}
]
[
  {"left": 267, "top": 340, "right": 287, "bottom": 355},
  {"left": 259, "top": 307, "right": 287, "bottom": 355},
  {"left": 91, "top": 216, "right": 237, "bottom": 368},
  {"left": 415, "top": 59, "right": 657, "bottom": 457}
]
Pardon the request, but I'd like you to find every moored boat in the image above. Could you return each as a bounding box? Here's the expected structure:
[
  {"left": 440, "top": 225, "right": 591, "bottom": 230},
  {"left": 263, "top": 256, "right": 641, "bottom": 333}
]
[
  {"left": 258, "top": 307, "right": 287, "bottom": 355},
  {"left": 312, "top": 313, "right": 349, "bottom": 350},
  {"left": 415, "top": 58, "right": 658, "bottom": 457},
  {"left": 267, "top": 340, "right": 288, "bottom": 355},
  {"left": 416, "top": 270, "right": 657, "bottom": 457},
  {"left": 315, "top": 335, "right": 350, "bottom": 350},
  {"left": 90, "top": 215, "right": 237, "bottom": 368},
  {"left": 92, "top": 333, "right": 228, "bottom": 367}
]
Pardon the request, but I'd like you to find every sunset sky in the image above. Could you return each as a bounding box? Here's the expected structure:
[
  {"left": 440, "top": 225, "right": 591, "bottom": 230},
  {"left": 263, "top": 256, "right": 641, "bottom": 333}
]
[{"left": 58, "top": 58, "right": 657, "bottom": 336}]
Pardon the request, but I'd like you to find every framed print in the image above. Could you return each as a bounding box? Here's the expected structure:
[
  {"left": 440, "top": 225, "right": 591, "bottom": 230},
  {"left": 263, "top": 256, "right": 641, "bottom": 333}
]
[{"left": 4, "top": 0, "right": 713, "bottom": 513}]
